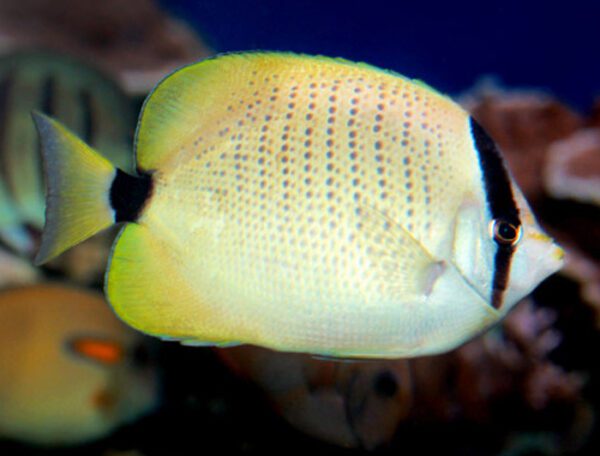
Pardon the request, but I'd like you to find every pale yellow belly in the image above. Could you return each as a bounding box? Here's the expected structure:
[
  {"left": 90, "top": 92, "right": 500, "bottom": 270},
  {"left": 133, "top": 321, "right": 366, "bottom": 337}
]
[{"left": 138, "top": 172, "right": 496, "bottom": 357}]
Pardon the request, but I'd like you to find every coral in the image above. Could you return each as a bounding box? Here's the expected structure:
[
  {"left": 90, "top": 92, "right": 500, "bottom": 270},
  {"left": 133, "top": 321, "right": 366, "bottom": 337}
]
[
  {"left": 544, "top": 128, "right": 600, "bottom": 205},
  {"left": 463, "top": 86, "right": 583, "bottom": 201},
  {"left": 561, "top": 246, "right": 600, "bottom": 328},
  {"left": 0, "top": 0, "right": 213, "bottom": 94}
]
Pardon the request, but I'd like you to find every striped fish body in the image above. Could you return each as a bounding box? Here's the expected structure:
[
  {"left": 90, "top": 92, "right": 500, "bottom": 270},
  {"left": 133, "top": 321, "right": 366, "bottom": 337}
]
[
  {"left": 34, "top": 53, "right": 564, "bottom": 358},
  {"left": 0, "top": 51, "right": 134, "bottom": 238},
  {"left": 217, "top": 345, "right": 411, "bottom": 449},
  {"left": 0, "top": 170, "right": 27, "bottom": 250}
]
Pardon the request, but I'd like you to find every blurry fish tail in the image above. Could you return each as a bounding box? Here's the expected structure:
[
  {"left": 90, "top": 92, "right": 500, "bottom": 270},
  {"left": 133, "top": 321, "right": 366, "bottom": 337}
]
[{"left": 32, "top": 111, "right": 117, "bottom": 265}]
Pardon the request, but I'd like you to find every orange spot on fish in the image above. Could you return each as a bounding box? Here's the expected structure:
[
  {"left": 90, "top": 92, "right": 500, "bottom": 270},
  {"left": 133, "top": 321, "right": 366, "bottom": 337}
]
[{"left": 71, "top": 338, "right": 124, "bottom": 365}]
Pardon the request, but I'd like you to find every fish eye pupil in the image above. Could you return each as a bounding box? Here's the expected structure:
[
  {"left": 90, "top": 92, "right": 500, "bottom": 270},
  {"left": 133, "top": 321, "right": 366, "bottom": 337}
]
[
  {"left": 498, "top": 223, "right": 515, "bottom": 239},
  {"left": 492, "top": 219, "right": 521, "bottom": 245}
]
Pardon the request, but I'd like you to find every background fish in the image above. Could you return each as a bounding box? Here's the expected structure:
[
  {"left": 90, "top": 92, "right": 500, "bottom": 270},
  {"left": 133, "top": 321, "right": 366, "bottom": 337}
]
[
  {"left": 0, "top": 51, "right": 135, "bottom": 254},
  {"left": 0, "top": 0, "right": 213, "bottom": 96},
  {"left": 217, "top": 345, "right": 411, "bottom": 450},
  {"left": 0, "top": 247, "right": 39, "bottom": 289},
  {"left": 0, "top": 171, "right": 29, "bottom": 252},
  {"left": 0, "top": 284, "right": 158, "bottom": 446},
  {"left": 215, "top": 302, "right": 587, "bottom": 452},
  {"left": 33, "top": 52, "right": 563, "bottom": 358},
  {"left": 0, "top": 1, "right": 593, "bottom": 454}
]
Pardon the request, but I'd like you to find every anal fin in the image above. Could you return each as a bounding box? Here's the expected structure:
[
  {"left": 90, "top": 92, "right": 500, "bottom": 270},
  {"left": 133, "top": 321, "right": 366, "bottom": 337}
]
[{"left": 105, "top": 223, "right": 232, "bottom": 345}]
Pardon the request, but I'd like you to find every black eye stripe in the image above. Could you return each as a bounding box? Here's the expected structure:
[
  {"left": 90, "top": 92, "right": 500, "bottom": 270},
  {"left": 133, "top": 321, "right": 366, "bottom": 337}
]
[
  {"left": 470, "top": 117, "right": 521, "bottom": 310},
  {"left": 470, "top": 119, "right": 520, "bottom": 226},
  {"left": 490, "top": 247, "right": 514, "bottom": 308}
]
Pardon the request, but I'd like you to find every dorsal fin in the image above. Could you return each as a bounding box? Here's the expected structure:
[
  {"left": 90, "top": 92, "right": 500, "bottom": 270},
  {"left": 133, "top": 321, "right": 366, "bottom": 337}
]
[
  {"left": 134, "top": 52, "right": 449, "bottom": 172},
  {"left": 135, "top": 53, "right": 262, "bottom": 172}
]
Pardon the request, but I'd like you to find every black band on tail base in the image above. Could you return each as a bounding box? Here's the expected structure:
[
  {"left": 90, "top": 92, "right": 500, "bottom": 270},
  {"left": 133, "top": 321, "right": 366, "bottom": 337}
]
[{"left": 110, "top": 170, "right": 153, "bottom": 223}]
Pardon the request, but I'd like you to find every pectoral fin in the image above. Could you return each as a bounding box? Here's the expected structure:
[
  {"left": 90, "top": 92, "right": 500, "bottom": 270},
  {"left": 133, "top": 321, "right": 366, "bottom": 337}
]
[{"left": 355, "top": 203, "right": 443, "bottom": 298}]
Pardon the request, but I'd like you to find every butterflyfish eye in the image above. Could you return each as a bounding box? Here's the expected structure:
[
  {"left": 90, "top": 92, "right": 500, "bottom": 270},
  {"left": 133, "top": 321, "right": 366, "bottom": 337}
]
[{"left": 491, "top": 219, "right": 522, "bottom": 246}]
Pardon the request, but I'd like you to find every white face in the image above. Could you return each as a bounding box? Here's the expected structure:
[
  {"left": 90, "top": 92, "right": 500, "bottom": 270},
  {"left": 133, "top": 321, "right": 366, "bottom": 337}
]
[
  {"left": 500, "top": 187, "right": 564, "bottom": 310},
  {"left": 451, "top": 182, "right": 563, "bottom": 317},
  {"left": 447, "top": 118, "right": 565, "bottom": 320}
]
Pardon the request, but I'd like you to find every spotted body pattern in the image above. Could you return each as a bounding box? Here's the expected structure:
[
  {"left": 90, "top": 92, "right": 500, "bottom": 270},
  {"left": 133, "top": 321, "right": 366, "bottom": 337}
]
[
  {"left": 34, "top": 53, "right": 563, "bottom": 358},
  {"left": 134, "top": 55, "right": 507, "bottom": 355},
  {"left": 162, "top": 60, "right": 471, "bottom": 254}
]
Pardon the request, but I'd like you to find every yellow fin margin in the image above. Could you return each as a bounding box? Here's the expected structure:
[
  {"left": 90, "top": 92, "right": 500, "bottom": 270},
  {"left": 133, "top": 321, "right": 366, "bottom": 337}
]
[
  {"left": 106, "top": 223, "right": 234, "bottom": 345},
  {"left": 135, "top": 52, "right": 451, "bottom": 172},
  {"left": 32, "top": 112, "right": 115, "bottom": 264}
]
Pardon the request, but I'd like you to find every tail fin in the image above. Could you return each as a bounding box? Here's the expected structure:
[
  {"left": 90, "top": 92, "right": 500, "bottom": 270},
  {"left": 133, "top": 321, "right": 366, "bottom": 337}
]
[{"left": 32, "top": 112, "right": 116, "bottom": 265}]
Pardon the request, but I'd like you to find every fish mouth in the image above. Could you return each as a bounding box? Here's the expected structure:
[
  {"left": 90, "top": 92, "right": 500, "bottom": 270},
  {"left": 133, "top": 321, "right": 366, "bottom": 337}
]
[
  {"left": 529, "top": 232, "right": 564, "bottom": 264},
  {"left": 553, "top": 244, "right": 565, "bottom": 263}
]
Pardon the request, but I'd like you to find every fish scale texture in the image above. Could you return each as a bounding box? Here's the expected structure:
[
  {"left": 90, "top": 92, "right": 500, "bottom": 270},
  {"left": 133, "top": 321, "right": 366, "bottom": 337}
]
[{"left": 112, "top": 55, "right": 490, "bottom": 356}]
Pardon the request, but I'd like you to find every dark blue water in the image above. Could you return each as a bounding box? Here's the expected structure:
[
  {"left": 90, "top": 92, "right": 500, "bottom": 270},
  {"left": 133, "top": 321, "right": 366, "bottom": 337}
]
[{"left": 160, "top": 0, "right": 600, "bottom": 111}]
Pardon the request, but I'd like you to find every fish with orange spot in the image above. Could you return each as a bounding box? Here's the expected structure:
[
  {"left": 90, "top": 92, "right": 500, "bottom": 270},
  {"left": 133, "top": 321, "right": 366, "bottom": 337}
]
[{"left": 0, "top": 284, "right": 158, "bottom": 446}]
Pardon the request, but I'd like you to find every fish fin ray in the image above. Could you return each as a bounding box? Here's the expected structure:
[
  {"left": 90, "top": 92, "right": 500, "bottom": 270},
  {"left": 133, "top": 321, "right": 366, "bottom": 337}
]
[{"left": 32, "top": 112, "right": 115, "bottom": 264}]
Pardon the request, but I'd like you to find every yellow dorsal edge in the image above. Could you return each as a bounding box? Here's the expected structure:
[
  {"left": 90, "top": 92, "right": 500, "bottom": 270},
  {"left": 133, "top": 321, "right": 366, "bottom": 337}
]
[{"left": 134, "top": 52, "right": 451, "bottom": 172}]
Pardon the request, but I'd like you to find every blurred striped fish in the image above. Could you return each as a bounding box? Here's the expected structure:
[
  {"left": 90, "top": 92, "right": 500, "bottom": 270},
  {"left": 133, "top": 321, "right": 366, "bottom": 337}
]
[
  {"left": 0, "top": 51, "right": 135, "bottom": 253},
  {"left": 0, "top": 169, "right": 28, "bottom": 251},
  {"left": 217, "top": 345, "right": 412, "bottom": 450}
]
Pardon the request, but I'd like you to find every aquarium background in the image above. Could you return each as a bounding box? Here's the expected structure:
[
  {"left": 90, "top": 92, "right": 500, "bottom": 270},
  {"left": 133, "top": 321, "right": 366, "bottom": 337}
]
[
  {"left": 0, "top": 1, "right": 599, "bottom": 455},
  {"left": 161, "top": 0, "right": 600, "bottom": 110}
]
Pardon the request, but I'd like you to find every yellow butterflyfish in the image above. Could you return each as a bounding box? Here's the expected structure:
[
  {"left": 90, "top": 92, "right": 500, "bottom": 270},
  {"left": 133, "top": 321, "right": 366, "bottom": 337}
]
[{"left": 33, "top": 53, "right": 563, "bottom": 358}]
